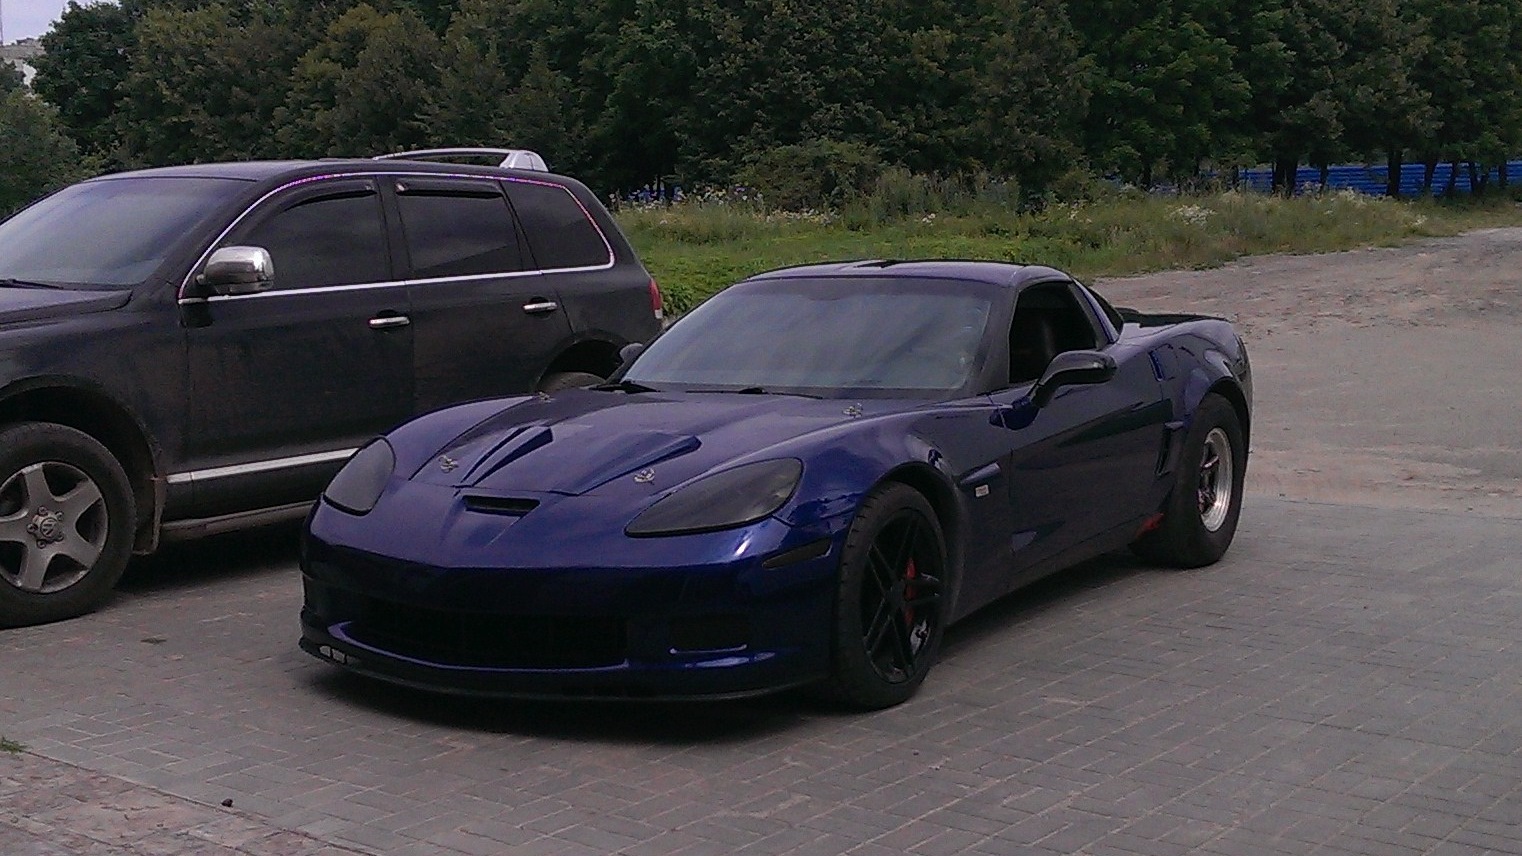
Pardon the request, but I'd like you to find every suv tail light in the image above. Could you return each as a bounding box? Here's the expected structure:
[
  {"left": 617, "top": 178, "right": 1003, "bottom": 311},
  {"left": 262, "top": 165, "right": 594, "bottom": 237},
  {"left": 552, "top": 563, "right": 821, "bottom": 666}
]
[{"left": 648, "top": 277, "right": 664, "bottom": 320}]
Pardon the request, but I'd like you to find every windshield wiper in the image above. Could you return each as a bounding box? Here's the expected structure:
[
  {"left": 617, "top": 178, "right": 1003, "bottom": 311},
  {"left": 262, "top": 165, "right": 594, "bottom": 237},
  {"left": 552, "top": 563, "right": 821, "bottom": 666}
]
[
  {"left": 0, "top": 277, "right": 58, "bottom": 289},
  {"left": 593, "top": 378, "right": 662, "bottom": 393},
  {"left": 690, "top": 386, "right": 823, "bottom": 399}
]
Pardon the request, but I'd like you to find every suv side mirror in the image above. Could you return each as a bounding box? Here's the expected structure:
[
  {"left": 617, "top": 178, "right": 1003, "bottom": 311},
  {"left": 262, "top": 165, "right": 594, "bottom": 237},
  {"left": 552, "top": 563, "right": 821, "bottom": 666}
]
[
  {"left": 1032, "top": 350, "right": 1116, "bottom": 407},
  {"left": 194, "top": 246, "right": 275, "bottom": 296}
]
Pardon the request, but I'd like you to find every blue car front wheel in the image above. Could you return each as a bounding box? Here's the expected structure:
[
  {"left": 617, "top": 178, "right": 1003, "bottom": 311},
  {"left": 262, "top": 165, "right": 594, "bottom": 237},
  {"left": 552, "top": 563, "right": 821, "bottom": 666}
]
[{"left": 822, "top": 482, "right": 947, "bottom": 709}]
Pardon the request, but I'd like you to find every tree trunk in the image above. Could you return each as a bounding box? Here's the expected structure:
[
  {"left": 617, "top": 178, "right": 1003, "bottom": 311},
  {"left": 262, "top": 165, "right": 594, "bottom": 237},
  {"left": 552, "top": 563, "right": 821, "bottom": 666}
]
[
  {"left": 1500, "top": 161, "right": 1510, "bottom": 190},
  {"left": 1318, "top": 163, "right": 1330, "bottom": 191},
  {"left": 1386, "top": 150, "right": 1402, "bottom": 198},
  {"left": 1421, "top": 157, "right": 1438, "bottom": 196},
  {"left": 1272, "top": 156, "right": 1297, "bottom": 195},
  {"left": 1444, "top": 160, "right": 1460, "bottom": 196},
  {"left": 1468, "top": 161, "right": 1487, "bottom": 195}
]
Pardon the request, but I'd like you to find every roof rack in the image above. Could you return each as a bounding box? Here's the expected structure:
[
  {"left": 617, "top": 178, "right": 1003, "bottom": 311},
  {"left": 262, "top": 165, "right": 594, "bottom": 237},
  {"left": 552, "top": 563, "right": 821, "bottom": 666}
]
[{"left": 373, "top": 148, "right": 549, "bottom": 172}]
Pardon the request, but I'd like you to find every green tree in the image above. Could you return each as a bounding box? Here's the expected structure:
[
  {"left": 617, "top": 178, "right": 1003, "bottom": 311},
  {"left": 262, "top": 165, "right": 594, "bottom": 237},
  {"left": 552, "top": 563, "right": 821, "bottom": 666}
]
[
  {"left": 31, "top": 1, "right": 136, "bottom": 161},
  {"left": 282, "top": 3, "right": 442, "bottom": 156},
  {"left": 0, "top": 91, "right": 87, "bottom": 214},
  {"left": 949, "top": 0, "right": 1088, "bottom": 193},
  {"left": 1074, "top": 0, "right": 1249, "bottom": 186},
  {"left": 115, "top": 3, "right": 305, "bottom": 165},
  {"left": 1408, "top": 0, "right": 1522, "bottom": 194}
]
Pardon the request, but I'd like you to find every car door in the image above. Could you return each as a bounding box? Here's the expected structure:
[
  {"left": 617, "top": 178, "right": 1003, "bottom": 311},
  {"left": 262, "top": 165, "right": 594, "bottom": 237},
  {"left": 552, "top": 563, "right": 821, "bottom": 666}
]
[
  {"left": 967, "top": 280, "right": 1168, "bottom": 595},
  {"left": 180, "top": 177, "right": 413, "bottom": 517},
  {"left": 388, "top": 175, "right": 573, "bottom": 412}
]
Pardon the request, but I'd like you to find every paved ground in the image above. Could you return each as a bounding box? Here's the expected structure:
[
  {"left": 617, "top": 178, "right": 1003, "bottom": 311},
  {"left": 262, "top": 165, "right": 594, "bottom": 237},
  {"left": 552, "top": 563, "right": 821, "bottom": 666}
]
[
  {"left": 5, "top": 227, "right": 1522, "bottom": 855},
  {"left": 5, "top": 499, "right": 1522, "bottom": 855}
]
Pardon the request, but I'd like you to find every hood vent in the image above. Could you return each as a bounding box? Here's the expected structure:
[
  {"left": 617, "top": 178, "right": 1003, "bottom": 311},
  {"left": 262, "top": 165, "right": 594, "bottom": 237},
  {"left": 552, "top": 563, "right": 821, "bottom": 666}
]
[{"left": 462, "top": 495, "right": 540, "bottom": 516}]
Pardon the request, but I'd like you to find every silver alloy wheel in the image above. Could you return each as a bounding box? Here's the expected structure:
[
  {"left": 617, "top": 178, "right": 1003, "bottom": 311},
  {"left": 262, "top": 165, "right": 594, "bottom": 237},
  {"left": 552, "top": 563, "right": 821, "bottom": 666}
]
[
  {"left": 0, "top": 462, "right": 108, "bottom": 594},
  {"left": 1197, "top": 427, "right": 1234, "bottom": 532}
]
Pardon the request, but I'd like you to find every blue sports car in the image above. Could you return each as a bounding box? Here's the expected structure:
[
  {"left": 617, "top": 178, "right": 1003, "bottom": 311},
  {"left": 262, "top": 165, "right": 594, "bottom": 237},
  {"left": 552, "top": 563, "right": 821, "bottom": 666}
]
[{"left": 300, "top": 260, "right": 1251, "bottom": 708}]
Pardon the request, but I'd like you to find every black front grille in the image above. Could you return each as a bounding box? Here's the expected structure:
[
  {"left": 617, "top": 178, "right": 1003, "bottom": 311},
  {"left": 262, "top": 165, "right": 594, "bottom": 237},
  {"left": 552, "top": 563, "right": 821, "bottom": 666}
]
[
  {"left": 669, "top": 615, "right": 750, "bottom": 653},
  {"left": 346, "top": 595, "right": 626, "bottom": 669}
]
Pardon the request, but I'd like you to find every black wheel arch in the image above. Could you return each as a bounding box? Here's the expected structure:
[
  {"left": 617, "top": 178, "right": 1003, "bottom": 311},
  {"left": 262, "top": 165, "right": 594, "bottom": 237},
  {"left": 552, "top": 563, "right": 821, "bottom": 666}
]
[
  {"left": 1205, "top": 379, "right": 1251, "bottom": 460},
  {"left": 0, "top": 378, "right": 163, "bottom": 554},
  {"left": 536, "top": 335, "right": 625, "bottom": 388}
]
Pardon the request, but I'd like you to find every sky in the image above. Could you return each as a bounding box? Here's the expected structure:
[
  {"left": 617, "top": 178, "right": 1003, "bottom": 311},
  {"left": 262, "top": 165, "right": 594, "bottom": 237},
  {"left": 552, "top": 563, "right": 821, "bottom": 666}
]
[{"left": 3, "top": 0, "right": 71, "bottom": 42}]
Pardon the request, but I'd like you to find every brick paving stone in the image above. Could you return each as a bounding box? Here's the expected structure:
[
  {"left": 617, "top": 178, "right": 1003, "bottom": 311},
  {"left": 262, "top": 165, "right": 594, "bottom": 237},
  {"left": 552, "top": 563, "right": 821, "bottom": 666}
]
[{"left": 4, "top": 499, "right": 1522, "bottom": 855}]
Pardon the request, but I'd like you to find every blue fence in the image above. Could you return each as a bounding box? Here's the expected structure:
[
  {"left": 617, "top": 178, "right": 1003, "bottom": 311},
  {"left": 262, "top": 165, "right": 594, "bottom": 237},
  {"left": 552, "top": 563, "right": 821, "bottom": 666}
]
[{"left": 1237, "top": 160, "right": 1522, "bottom": 196}]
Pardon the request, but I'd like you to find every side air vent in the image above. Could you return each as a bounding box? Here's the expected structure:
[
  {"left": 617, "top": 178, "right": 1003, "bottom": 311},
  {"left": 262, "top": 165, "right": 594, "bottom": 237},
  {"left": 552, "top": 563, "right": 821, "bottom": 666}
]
[{"left": 462, "top": 496, "right": 540, "bottom": 516}]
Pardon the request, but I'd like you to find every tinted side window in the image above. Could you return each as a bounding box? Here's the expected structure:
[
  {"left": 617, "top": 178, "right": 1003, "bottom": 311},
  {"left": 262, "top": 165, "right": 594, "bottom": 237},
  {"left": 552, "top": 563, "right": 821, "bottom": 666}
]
[
  {"left": 1007, "top": 283, "right": 1103, "bottom": 384},
  {"left": 240, "top": 189, "right": 389, "bottom": 290},
  {"left": 396, "top": 186, "right": 525, "bottom": 279},
  {"left": 506, "top": 181, "right": 611, "bottom": 270}
]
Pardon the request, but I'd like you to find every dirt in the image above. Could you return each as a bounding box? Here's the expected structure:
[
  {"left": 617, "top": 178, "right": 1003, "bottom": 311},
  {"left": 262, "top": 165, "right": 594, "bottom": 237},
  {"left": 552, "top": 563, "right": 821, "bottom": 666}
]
[{"left": 1096, "top": 226, "right": 1522, "bottom": 518}]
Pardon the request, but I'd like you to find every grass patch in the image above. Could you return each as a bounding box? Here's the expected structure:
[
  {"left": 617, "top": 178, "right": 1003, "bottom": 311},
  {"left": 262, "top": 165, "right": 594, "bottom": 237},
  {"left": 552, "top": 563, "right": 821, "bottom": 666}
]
[
  {"left": 1, "top": 736, "right": 23, "bottom": 754},
  {"left": 619, "top": 190, "right": 1522, "bottom": 315}
]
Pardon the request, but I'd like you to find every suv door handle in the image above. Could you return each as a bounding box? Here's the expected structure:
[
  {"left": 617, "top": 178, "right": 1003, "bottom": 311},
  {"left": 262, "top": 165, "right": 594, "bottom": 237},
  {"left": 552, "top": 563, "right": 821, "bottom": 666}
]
[
  {"left": 369, "top": 314, "right": 411, "bottom": 330},
  {"left": 522, "top": 300, "right": 560, "bottom": 315}
]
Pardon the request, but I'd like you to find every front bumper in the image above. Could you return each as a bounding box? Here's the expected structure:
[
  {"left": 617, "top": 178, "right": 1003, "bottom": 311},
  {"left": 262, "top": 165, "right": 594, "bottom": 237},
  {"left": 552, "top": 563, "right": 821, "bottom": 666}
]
[{"left": 299, "top": 520, "right": 844, "bottom": 700}]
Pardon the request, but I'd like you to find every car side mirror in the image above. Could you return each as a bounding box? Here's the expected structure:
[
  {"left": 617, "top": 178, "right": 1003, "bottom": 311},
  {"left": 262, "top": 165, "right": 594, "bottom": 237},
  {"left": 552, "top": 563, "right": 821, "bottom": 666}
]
[
  {"left": 1031, "top": 350, "right": 1117, "bottom": 407},
  {"left": 193, "top": 246, "right": 275, "bottom": 296}
]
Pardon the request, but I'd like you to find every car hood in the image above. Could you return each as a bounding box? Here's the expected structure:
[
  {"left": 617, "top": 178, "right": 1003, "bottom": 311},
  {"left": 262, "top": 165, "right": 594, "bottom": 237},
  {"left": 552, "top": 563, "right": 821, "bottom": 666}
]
[
  {"left": 409, "top": 390, "right": 911, "bottom": 499},
  {"left": 0, "top": 286, "right": 130, "bottom": 325}
]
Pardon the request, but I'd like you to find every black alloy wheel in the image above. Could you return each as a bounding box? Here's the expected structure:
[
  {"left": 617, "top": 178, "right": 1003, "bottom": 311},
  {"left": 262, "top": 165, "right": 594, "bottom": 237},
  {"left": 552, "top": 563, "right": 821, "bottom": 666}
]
[
  {"left": 1132, "top": 392, "right": 1246, "bottom": 568},
  {"left": 823, "top": 483, "right": 947, "bottom": 709}
]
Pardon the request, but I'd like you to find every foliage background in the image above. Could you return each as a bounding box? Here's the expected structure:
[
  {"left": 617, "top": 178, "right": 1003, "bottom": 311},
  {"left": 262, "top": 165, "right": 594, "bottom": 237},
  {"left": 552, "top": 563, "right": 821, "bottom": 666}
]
[{"left": 8, "top": 0, "right": 1520, "bottom": 210}]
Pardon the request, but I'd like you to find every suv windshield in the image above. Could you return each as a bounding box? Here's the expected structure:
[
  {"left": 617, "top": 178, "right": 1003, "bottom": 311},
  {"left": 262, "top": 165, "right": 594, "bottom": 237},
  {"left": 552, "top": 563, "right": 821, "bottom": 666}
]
[
  {"left": 625, "top": 278, "right": 992, "bottom": 398},
  {"left": 0, "top": 177, "right": 248, "bottom": 288}
]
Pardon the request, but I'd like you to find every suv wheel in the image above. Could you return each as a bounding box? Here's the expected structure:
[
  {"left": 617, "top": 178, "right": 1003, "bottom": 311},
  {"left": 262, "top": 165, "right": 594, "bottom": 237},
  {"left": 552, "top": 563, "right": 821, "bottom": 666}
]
[
  {"left": 0, "top": 423, "right": 135, "bottom": 627},
  {"left": 538, "top": 371, "right": 605, "bottom": 392}
]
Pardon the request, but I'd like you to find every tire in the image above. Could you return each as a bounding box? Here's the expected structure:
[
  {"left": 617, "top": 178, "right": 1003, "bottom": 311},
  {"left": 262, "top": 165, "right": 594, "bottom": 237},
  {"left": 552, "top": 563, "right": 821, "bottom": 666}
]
[
  {"left": 0, "top": 422, "right": 136, "bottom": 627},
  {"left": 1132, "top": 393, "right": 1246, "bottom": 568},
  {"left": 821, "top": 483, "right": 948, "bottom": 710},
  {"left": 537, "top": 371, "right": 605, "bottom": 393}
]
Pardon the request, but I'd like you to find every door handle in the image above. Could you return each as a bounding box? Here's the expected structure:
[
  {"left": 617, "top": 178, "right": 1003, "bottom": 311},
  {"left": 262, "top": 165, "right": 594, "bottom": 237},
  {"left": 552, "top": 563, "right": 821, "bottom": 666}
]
[
  {"left": 368, "top": 314, "right": 411, "bottom": 330},
  {"left": 522, "top": 300, "right": 560, "bottom": 315}
]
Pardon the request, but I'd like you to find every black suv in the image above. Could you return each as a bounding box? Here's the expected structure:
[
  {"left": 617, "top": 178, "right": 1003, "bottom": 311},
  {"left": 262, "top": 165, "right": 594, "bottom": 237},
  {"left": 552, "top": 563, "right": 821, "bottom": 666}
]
[{"left": 0, "top": 154, "right": 663, "bottom": 626}]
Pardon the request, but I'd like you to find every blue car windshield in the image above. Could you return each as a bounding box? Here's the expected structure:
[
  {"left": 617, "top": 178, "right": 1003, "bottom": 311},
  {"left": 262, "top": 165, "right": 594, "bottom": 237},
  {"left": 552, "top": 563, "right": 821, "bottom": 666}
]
[
  {"left": 0, "top": 177, "right": 247, "bottom": 288},
  {"left": 626, "top": 278, "right": 992, "bottom": 398}
]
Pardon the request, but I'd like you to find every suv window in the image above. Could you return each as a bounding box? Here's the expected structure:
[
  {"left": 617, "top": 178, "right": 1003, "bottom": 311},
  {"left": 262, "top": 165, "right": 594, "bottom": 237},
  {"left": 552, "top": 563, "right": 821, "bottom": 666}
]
[
  {"left": 506, "top": 181, "right": 611, "bottom": 270},
  {"left": 396, "top": 182, "right": 526, "bottom": 278},
  {"left": 1007, "top": 282, "right": 1102, "bottom": 385},
  {"left": 0, "top": 177, "right": 247, "bottom": 288},
  {"left": 239, "top": 187, "right": 390, "bottom": 290}
]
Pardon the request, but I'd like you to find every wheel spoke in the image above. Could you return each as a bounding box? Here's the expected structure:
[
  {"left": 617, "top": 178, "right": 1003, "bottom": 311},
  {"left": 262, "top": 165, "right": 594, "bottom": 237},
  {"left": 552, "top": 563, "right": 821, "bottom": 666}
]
[
  {"left": 55, "top": 535, "right": 103, "bottom": 568},
  {"left": 863, "top": 602, "right": 896, "bottom": 658},
  {"left": 888, "top": 517, "right": 918, "bottom": 572},
  {"left": 887, "top": 609, "right": 917, "bottom": 673},
  {"left": 903, "top": 573, "right": 943, "bottom": 608},
  {"left": 0, "top": 510, "right": 30, "bottom": 544},
  {"left": 865, "top": 543, "right": 898, "bottom": 600},
  {"left": 17, "top": 544, "right": 52, "bottom": 592},
  {"left": 20, "top": 465, "right": 55, "bottom": 506},
  {"left": 57, "top": 479, "right": 103, "bottom": 520}
]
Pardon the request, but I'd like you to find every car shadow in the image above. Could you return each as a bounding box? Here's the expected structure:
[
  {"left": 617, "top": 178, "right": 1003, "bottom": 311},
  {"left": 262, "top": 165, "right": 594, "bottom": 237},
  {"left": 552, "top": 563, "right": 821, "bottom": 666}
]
[
  {"left": 116, "top": 521, "right": 303, "bottom": 595},
  {"left": 938, "top": 549, "right": 1153, "bottom": 657},
  {"left": 298, "top": 550, "right": 1160, "bottom": 743}
]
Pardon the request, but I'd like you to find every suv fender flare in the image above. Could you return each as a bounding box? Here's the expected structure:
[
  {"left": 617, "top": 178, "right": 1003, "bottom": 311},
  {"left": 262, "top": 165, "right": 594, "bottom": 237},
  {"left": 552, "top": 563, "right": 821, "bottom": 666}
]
[{"left": 0, "top": 376, "right": 165, "bottom": 554}]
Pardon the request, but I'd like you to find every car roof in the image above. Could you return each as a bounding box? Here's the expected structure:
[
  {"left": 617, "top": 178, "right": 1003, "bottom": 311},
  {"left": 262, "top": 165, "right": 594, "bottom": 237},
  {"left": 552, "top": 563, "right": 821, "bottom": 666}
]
[
  {"left": 88, "top": 158, "right": 566, "bottom": 185},
  {"left": 746, "top": 259, "right": 1071, "bottom": 288}
]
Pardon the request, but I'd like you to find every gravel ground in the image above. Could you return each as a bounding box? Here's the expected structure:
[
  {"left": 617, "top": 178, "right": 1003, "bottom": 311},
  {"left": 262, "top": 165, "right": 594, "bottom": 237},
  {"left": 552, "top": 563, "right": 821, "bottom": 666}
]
[{"left": 1098, "top": 226, "right": 1522, "bottom": 518}]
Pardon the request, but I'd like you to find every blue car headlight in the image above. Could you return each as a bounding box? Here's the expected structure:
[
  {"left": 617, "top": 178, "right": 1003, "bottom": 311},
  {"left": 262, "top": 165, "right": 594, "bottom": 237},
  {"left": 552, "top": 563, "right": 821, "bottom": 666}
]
[
  {"left": 322, "top": 439, "right": 395, "bottom": 515},
  {"left": 626, "top": 459, "right": 803, "bottom": 537}
]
